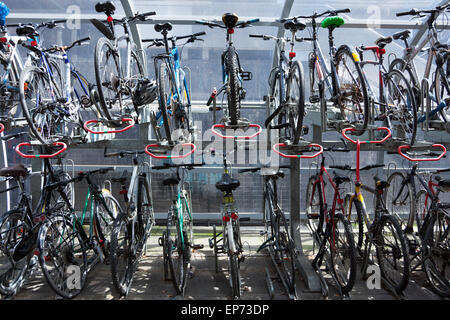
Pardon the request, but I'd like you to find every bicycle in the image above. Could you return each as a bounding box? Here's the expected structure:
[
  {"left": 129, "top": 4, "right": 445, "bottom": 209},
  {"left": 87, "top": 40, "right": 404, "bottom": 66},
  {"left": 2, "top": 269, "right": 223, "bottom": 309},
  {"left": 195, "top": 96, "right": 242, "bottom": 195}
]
[
  {"left": 150, "top": 161, "right": 204, "bottom": 296},
  {"left": 385, "top": 144, "right": 449, "bottom": 297},
  {"left": 103, "top": 147, "right": 155, "bottom": 297},
  {"left": 18, "top": 27, "right": 99, "bottom": 144},
  {"left": 357, "top": 36, "right": 417, "bottom": 145},
  {"left": 303, "top": 144, "right": 357, "bottom": 296},
  {"left": 91, "top": 1, "right": 156, "bottom": 120},
  {"left": 143, "top": 26, "right": 205, "bottom": 145},
  {"left": 249, "top": 25, "right": 308, "bottom": 145},
  {"left": 391, "top": 4, "right": 450, "bottom": 121},
  {"left": 238, "top": 165, "right": 298, "bottom": 298},
  {"left": 287, "top": 8, "right": 369, "bottom": 134},
  {"left": 196, "top": 14, "right": 259, "bottom": 126},
  {"left": 340, "top": 127, "right": 410, "bottom": 295}
]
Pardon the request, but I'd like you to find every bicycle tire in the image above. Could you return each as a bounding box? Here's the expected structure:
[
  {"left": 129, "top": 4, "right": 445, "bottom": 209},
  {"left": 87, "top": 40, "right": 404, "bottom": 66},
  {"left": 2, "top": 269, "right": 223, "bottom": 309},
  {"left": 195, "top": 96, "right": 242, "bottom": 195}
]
[
  {"left": 422, "top": 209, "right": 450, "bottom": 297},
  {"left": 384, "top": 69, "right": 417, "bottom": 146},
  {"left": 228, "top": 251, "right": 241, "bottom": 299},
  {"left": 415, "top": 189, "right": 429, "bottom": 232},
  {"left": 94, "top": 37, "right": 122, "bottom": 120},
  {"left": 0, "top": 209, "right": 33, "bottom": 296},
  {"left": 305, "top": 176, "right": 325, "bottom": 240},
  {"left": 225, "top": 47, "right": 240, "bottom": 125},
  {"left": 335, "top": 46, "right": 369, "bottom": 134},
  {"left": 38, "top": 214, "right": 88, "bottom": 299},
  {"left": 389, "top": 58, "right": 421, "bottom": 110},
  {"left": 375, "top": 214, "right": 410, "bottom": 294},
  {"left": 287, "top": 60, "right": 305, "bottom": 144},
  {"left": 330, "top": 213, "right": 357, "bottom": 294},
  {"left": 434, "top": 53, "right": 450, "bottom": 121},
  {"left": 94, "top": 190, "right": 121, "bottom": 259},
  {"left": 346, "top": 195, "right": 365, "bottom": 255},
  {"left": 19, "top": 65, "right": 63, "bottom": 144},
  {"left": 386, "top": 172, "right": 413, "bottom": 230}
]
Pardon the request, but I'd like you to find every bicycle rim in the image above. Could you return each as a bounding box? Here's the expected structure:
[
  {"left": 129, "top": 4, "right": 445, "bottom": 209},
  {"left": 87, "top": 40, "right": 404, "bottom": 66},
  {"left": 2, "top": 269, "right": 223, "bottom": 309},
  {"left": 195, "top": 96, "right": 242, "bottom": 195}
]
[
  {"left": 166, "top": 210, "right": 186, "bottom": 294},
  {"left": 287, "top": 61, "right": 305, "bottom": 144}
]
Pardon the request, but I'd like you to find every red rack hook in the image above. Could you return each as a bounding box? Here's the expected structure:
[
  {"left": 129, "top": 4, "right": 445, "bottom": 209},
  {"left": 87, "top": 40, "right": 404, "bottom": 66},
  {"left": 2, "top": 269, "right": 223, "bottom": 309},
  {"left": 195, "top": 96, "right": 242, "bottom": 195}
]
[
  {"left": 0, "top": 123, "right": 4, "bottom": 134},
  {"left": 398, "top": 144, "right": 447, "bottom": 162},
  {"left": 15, "top": 142, "right": 67, "bottom": 159},
  {"left": 211, "top": 123, "right": 262, "bottom": 140},
  {"left": 83, "top": 118, "right": 135, "bottom": 134},
  {"left": 145, "top": 143, "right": 196, "bottom": 159},
  {"left": 272, "top": 143, "right": 323, "bottom": 159}
]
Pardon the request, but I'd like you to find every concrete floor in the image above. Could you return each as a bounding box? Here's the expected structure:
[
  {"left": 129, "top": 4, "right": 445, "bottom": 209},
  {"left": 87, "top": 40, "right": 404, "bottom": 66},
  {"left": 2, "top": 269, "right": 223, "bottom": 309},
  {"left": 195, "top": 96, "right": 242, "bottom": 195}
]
[{"left": 8, "top": 226, "right": 447, "bottom": 300}]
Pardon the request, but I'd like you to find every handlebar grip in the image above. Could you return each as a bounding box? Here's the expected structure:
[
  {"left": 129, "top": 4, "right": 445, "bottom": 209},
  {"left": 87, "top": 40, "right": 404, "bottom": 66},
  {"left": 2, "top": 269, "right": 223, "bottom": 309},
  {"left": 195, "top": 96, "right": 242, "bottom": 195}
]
[
  {"left": 206, "top": 88, "right": 217, "bottom": 106},
  {"left": 142, "top": 11, "right": 156, "bottom": 17},
  {"left": 247, "top": 18, "right": 260, "bottom": 23},
  {"left": 53, "top": 19, "right": 67, "bottom": 24},
  {"left": 193, "top": 31, "right": 206, "bottom": 37},
  {"left": 396, "top": 9, "right": 415, "bottom": 17},
  {"left": 145, "top": 143, "right": 196, "bottom": 159},
  {"left": 336, "top": 8, "right": 351, "bottom": 13},
  {"left": 195, "top": 20, "right": 207, "bottom": 25},
  {"left": 249, "top": 34, "right": 264, "bottom": 38},
  {"left": 74, "top": 36, "right": 91, "bottom": 45}
]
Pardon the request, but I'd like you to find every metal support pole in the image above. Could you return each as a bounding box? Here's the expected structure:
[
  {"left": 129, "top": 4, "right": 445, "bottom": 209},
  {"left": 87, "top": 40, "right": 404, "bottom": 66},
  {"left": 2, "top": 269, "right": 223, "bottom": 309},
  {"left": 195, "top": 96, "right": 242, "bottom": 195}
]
[
  {"left": 290, "top": 157, "right": 321, "bottom": 292},
  {"left": 271, "top": 0, "right": 294, "bottom": 69}
]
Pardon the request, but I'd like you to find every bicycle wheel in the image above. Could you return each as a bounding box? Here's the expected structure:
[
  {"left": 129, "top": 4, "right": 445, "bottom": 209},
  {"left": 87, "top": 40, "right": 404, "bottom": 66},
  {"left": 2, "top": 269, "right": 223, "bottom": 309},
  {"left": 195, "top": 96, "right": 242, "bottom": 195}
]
[
  {"left": 416, "top": 190, "right": 429, "bottom": 232},
  {"left": 344, "top": 194, "right": 365, "bottom": 255},
  {"left": 375, "top": 214, "right": 410, "bottom": 294},
  {"left": 225, "top": 47, "right": 240, "bottom": 125},
  {"left": 266, "top": 68, "right": 284, "bottom": 138},
  {"left": 38, "top": 214, "right": 88, "bottom": 299},
  {"left": 19, "top": 66, "right": 63, "bottom": 144},
  {"left": 157, "top": 59, "right": 177, "bottom": 143},
  {"left": 305, "top": 176, "right": 325, "bottom": 239},
  {"left": 335, "top": 46, "right": 369, "bottom": 133},
  {"left": 94, "top": 37, "right": 122, "bottom": 120},
  {"left": 0, "top": 210, "right": 33, "bottom": 296},
  {"left": 389, "top": 58, "right": 421, "bottom": 110},
  {"left": 329, "top": 213, "right": 357, "bottom": 294},
  {"left": 385, "top": 172, "right": 412, "bottom": 230},
  {"left": 422, "top": 209, "right": 449, "bottom": 297},
  {"left": 166, "top": 208, "right": 188, "bottom": 295},
  {"left": 384, "top": 69, "right": 417, "bottom": 145},
  {"left": 286, "top": 60, "right": 305, "bottom": 144},
  {"left": 94, "top": 190, "right": 121, "bottom": 258},
  {"left": 434, "top": 52, "right": 450, "bottom": 120},
  {"left": 224, "top": 220, "right": 241, "bottom": 299}
]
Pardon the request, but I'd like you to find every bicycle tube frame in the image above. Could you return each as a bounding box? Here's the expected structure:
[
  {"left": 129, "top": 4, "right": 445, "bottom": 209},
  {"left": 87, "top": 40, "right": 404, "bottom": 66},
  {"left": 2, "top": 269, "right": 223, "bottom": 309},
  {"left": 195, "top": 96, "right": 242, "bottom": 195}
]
[{"left": 312, "top": 39, "right": 334, "bottom": 96}]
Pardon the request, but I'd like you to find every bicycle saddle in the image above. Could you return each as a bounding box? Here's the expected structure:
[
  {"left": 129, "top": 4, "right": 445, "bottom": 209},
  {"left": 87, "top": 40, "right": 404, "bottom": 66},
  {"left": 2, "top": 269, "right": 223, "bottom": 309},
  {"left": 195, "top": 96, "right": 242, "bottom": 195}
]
[
  {"left": 216, "top": 173, "right": 240, "bottom": 192},
  {"left": 375, "top": 178, "right": 390, "bottom": 190},
  {"left": 333, "top": 175, "right": 350, "bottom": 185},
  {"left": 95, "top": 1, "right": 115, "bottom": 15},
  {"left": 375, "top": 36, "right": 392, "bottom": 48},
  {"left": 163, "top": 175, "right": 180, "bottom": 186},
  {"left": 222, "top": 13, "right": 239, "bottom": 29},
  {"left": 154, "top": 23, "right": 172, "bottom": 33},
  {"left": 392, "top": 30, "right": 411, "bottom": 41},
  {"left": 260, "top": 168, "right": 285, "bottom": 179},
  {"left": 284, "top": 20, "right": 306, "bottom": 32},
  {"left": 0, "top": 164, "right": 28, "bottom": 177},
  {"left": 16, "top": 25, "right": 37, "bottom": 37}
]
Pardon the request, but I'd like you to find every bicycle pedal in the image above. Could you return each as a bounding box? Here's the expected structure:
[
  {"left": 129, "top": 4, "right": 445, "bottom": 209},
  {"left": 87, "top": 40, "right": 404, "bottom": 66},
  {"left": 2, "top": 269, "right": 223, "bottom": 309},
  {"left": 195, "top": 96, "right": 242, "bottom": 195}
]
[
  {"left": 158, "top": 236, "right": 164, "bottom": 247},
  {"left": 309, "top": 95, "right": 320, "bottom": 103},
  {"left": 191, "top": 244, "right": 204, "bottom": 250}
]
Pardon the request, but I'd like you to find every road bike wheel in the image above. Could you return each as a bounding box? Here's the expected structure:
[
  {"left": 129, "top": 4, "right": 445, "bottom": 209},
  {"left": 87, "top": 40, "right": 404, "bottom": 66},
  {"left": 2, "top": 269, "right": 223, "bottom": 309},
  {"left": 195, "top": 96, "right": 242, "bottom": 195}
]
[
  {"left": 389, "top": 58, "right": 421, "bottom": 110},
  {"left": 182, "top": 188, "right": 193, "bottom": 254},
  {"left": 0, "top": 210, "right": 33, "bottom": 296},
  {"left": 305, "top": 176, "right": 325, "bottom": 239},
  {"left": 335, "top": 46, "right": 369, "bottom": 134},
  {"left": 415, "top": 190, "right": 429, "bottom": 232},
  {"left": 385, "top": 172, "right": 413, "bottom": 230},
  {"left": 19, "top": 66, "right": 63, "bottom": 144},
  {"left": 110, "top": 212, "right": 135, "bottom": 296},
  {"left": 375, "top": 214, "right": 410, "bottom": 294},
  {"left": 434, "top": 52, "right": 450, "bottom": 120},
  {"left": 344, "top": 194, "right": 365, "bottom": 255},
  {"left": 38, "top": 214, "right": 88, "bottom": 299},
  {"left": 94, "top": 190, "right": 121, "bottom": 258},
  {"left": 329, "top": 213, "right": 357, "bottom": 294},
  {"left": 422, "top": 209, "right": 449, "bottom": 297},
  {"left": 384, "top": 69, "right": 417, "bottom": 146},
  {"left": 94, "top": 37, "right": 122, "bottom": 120},
  {"left": 286, "top": 61, "right": 305, "bottom": 144},
  {"left": 166, "top": 208, "right": 188, "bottom": 295},
  {"left": 266, "top": 68, "right": 284, "bottom": 139},
  {"left": 157, "top": 60, "right": 177, "bottom": 143},
  {"left": 225, "top": 47, "right": 240, "bottom": 125}
]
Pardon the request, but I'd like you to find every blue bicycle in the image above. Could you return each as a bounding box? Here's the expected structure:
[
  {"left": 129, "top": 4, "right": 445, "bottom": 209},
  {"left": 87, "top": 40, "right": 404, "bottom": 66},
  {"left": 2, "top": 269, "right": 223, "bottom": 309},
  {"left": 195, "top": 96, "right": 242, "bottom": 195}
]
[{"left": 144, "top": 23, "right": 205, "bottom": 145}]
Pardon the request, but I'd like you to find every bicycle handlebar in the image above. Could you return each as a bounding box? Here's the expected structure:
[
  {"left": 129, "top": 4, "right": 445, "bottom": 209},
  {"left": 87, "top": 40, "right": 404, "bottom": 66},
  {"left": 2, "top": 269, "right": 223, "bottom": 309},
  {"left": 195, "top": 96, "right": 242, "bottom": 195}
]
[
  {"left": 195, "top": 18, "right": 259, "bottom": 29},
  {"left": 396, "top": 4, "right": 449, "bottom": 17},
  {"left": 329, "top": 164, "right": 384, "bottom": 171},
  {"left": 145, "top": 143, "right": 196, "bottom": 159},
  {"left": 211, "top": 124, "right": 262, "bottom": 140},
  {"left": 151, "top": 163, "right": 204, "bottom": 170},
  {"left": 272, "top": 143, "right": 323, "bottom": 159},
  {"left": 341, "top": 127, "right": 391, "bottom": 145},
  {"left": 238, "top": 165, "right": 291, "bottom": 174},
  {"left": 143, "top": 31, "right": 206, "bottom": 44},
  {"left": 398, "top": 144, "right": 447, "bottom": 162},
  {"left": 43, "top": 36, "right": 90, "bottom": 52},
  {"left": 15, "top": 142, "right": 67, "bottom": 159},
  {"left": 83, "top": 118, "right": 135, "bottom": 134},
  {"left": 285, "top": 8, "right": 350, "bottom": 21}
]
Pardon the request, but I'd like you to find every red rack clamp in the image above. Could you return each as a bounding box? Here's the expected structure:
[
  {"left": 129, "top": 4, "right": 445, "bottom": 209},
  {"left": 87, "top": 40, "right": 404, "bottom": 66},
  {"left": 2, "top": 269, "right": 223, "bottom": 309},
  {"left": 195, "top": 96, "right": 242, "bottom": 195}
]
[
  {"left": 398, "top": 144, "right": 446, "bottom": 162},
  {"left": 83, "top": 118, "right": 135, "bottom": 134},
  {"left": 15, "top": 142, "right": 67, "bottom": 159},
  {"left": 272, "top": 143, "right": 324, "bottom": 159},
  {"left": 145, "top": 143, "right": 196, "bottom": 159}
]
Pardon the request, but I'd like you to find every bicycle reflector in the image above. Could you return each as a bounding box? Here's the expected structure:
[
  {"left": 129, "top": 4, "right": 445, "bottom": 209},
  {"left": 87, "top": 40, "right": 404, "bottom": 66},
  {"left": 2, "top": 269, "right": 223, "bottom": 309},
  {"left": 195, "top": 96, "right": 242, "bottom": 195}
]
[
  {"left": 145, "top": 143, "right": 196, "bottom": 159},
  {"left": 272, "top": 143, "right": 323, "bottom": 159},
  {"left": 15, "top": 142, "right": 67, "bottom": 159},
  {"left": 398, "top": 144, "right": 446, "bottom": 162},
  {"left": 83, "top": 118, "right": 135, "bottom": 134},
  {"left": 211, "top": 123, "right": 262, "bottom": 140}
]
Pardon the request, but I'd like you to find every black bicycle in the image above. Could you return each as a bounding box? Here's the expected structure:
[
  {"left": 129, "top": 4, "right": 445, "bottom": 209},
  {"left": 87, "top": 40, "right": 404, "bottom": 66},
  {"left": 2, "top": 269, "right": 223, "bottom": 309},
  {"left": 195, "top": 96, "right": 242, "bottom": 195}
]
[{"left": 196, "top": 14, "right": 259, "bottom": 126}]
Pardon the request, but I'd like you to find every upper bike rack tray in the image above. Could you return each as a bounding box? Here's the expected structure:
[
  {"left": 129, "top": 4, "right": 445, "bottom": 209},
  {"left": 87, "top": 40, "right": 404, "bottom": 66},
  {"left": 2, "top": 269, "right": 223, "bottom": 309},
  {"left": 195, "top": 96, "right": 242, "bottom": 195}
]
[
  {"left": 398, "top": 144, "right": 447, "bottom": 162},
  {"left": 145, "top": 143, "right": 196, "bottom": 159},
  {"left": 211, "top": 123, "right": 262, "bottom": 140},
  {"left": 83, "top": 118, "right": 135, "bottom": 134},
  {"left": 15, "top": 142, "right": 67, "bottom": 159},
  {"left": 273, "top": 143, "right": 323, "bottom": 159},
  {"left": 341, "top": 127, "right": 392, "bottom": 145}
]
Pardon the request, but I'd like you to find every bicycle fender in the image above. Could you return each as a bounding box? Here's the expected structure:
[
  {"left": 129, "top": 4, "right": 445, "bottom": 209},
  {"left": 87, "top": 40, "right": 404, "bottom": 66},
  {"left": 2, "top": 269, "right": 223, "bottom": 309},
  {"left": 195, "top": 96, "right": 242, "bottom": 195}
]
[{"left": 337, "top": 44, "right": 361, "bottom": 63}]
